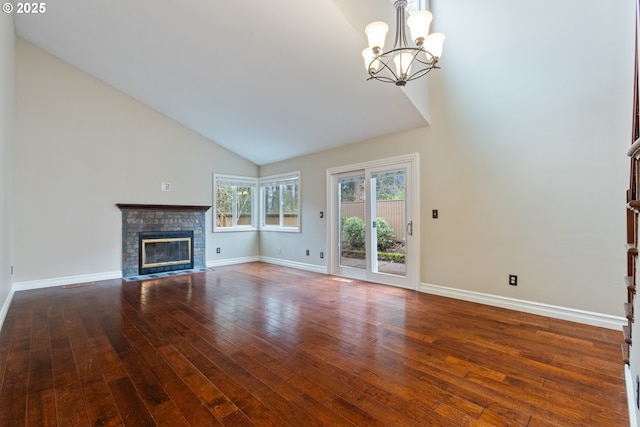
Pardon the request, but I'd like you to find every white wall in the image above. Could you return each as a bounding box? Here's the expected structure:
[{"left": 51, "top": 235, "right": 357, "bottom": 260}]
[
  {"left": 13, "top": 39, "right": 259, "bottom": 283},
  {"left": 0, "top": 14, "right": 14, "bottom": 319},
  {"left": 261, "top": 0, "right": 635, "bottom": 317}
]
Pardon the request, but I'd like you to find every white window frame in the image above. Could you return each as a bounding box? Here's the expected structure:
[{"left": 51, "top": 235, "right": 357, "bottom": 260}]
[
  {"left": 259, "top": 171, "right": 301, "bottom": 232},
  {"left": 213, "top": 174, "right": 258, "bottom": 232}
]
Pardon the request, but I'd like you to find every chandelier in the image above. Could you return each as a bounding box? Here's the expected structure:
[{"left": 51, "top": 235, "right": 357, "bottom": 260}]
[{"left": 361, "top": 0, "right": 445, "bottom": 86}]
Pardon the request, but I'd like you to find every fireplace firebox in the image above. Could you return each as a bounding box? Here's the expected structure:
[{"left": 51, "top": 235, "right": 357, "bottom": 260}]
[{"left": 138, "top": 231, "right": 194, "bottom": 275}]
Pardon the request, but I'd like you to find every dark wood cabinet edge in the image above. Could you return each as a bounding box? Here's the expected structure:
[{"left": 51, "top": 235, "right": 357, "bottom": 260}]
[
  {"left": 628, "top": 200, "right": 640, "bottom": 211},
  {"left": 626, "top": 276, "right": 636, "bottom": 295},
  {"left": 624, "top": 325, "right": 632, "bottom": 345},
  {"left": 623, "top": 343, "right": 630, "bottom": 364},
  {"left": 625, "top": 302, "right": 634, "bottom": 321}
]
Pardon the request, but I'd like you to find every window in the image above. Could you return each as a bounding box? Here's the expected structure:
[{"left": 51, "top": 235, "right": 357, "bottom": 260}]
[
  {"left": 388, "top": 0, "right": 424, "bottom": 14},
  {"left": 260, "top": 171, "right": 300, "bottom": 232},
  {"left": 213, "top": 174, "right": 257, "bottom": 231},
  {"left": 400, "top": 0, "right": 425, "bottom": 15}
]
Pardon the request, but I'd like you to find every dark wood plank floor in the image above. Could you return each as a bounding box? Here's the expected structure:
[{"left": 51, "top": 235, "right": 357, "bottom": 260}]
[{"left": 0, "top": 262, "right": 628, "bottom": 426}]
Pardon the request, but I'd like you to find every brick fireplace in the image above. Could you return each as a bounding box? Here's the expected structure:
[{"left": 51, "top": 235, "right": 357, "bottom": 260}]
[{"left": 117, "top": 204, "right": 211, "bottom": 278}]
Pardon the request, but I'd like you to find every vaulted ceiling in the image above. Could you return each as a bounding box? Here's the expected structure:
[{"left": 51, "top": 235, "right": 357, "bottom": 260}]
[{"left": 13, "top": 0, "right": 434, "bottom": 165}]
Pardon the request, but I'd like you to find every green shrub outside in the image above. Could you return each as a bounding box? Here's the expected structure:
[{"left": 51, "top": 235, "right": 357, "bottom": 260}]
[
  {"left": 375, "top": 218, "right": 394, "bottom": 251},
  {"left": 342, "top": 216, "right": 365, "bottom": 249},
  {"left": 342, "top": 216, "right": 395, "bottom": 251},
  {"left": 339, "top": 249, "right": 405, "bottom": 263},
  {"left": 377, "top": 252, "right": 405, "bottom": 263}
]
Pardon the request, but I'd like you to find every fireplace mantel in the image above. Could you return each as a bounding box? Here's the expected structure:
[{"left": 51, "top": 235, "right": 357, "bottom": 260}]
[{"left": 116, "top": 204, "right": 211, "bottom": 212}]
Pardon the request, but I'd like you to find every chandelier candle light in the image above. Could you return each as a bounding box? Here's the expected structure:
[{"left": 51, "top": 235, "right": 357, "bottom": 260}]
[{"left": 362, "top": 0, "right": 445, "bottom": 86}]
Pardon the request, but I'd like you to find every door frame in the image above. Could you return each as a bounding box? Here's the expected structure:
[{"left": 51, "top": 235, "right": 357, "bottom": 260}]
[{"left": 326, "top": 153, "right": 420, "bottom": 289}]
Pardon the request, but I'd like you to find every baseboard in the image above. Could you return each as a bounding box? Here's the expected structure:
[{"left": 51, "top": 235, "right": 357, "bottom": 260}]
[
  {"left": 419, "top": 282, "right": 626, "bottom": 330},
  {"left": 13, "top": 271, "right": 123, "bottom": 292},
  {"left": 207, "top": 256, "right": 260, "bottom": 268},
  {"left": 626, "top": 364, "right": 638, "bottom": 427},
  {"left": 0, "top": 286, "right": 14, "bottom": 332},
  {"left": 259, "top": 256, "right": 328, "bottom": 274}
]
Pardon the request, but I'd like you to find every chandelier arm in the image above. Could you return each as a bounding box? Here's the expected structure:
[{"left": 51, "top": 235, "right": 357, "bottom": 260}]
[
  {"left": 405, "top": 65, "right": 439, "bottom": 82},
  {"left": 375, "top": 46, "right": 422, "bottom": 58},
  {"left": 368, "top": 56, "right": 401, "bottom": 82},
  {"left": 366, "top": 74, "right": 399, "bottom": 84},
  {"left": 376, "top": 47, "right": 434, "bottom": 70},
  {"left": 411, "top": 51, "right": 437, "bottom": 65},
  {"left": 406, "top": 49, "right": 439, "bottom": 75}
]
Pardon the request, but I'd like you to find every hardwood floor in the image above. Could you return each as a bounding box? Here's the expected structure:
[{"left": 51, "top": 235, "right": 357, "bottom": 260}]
[{"left": 0, "top": 262, "right": 628, "bottom": 426}]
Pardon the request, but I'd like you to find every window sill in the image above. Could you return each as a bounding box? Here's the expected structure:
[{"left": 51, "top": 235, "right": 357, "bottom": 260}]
[
  {"left": 213, "top": 227, "right": 258, "bottom": 233},
  {"left": 259, "top": 227, "right": 301, "bottom": 233}
]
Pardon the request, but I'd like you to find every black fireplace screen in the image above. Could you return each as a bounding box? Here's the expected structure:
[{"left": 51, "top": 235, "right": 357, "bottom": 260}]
[{"left": 138, "top": 231, "right": 194, "bottom": 275}]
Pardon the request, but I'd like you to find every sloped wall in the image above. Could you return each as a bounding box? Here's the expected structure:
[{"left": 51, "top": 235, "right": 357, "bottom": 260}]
[{"left": 13, "top": 39, "right": 259, "bottom": 283}]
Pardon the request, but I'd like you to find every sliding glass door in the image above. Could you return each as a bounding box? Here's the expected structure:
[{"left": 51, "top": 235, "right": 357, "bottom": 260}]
[{"left": 329, "top": 155, "right": 418, "bottom": 289}]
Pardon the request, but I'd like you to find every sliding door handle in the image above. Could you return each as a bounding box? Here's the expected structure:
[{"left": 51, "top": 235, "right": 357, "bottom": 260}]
[{"left": 406, "top": 221, "right": 413, "bottom": 236}]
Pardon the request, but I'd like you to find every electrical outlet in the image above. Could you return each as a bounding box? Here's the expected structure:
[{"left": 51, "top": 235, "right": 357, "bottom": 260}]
[
  {"left": 216, "top": 247, "right": 221, "bottom": 254},
  {"left": 509, "top": 275, "right": 517, "bottom": 286}
]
